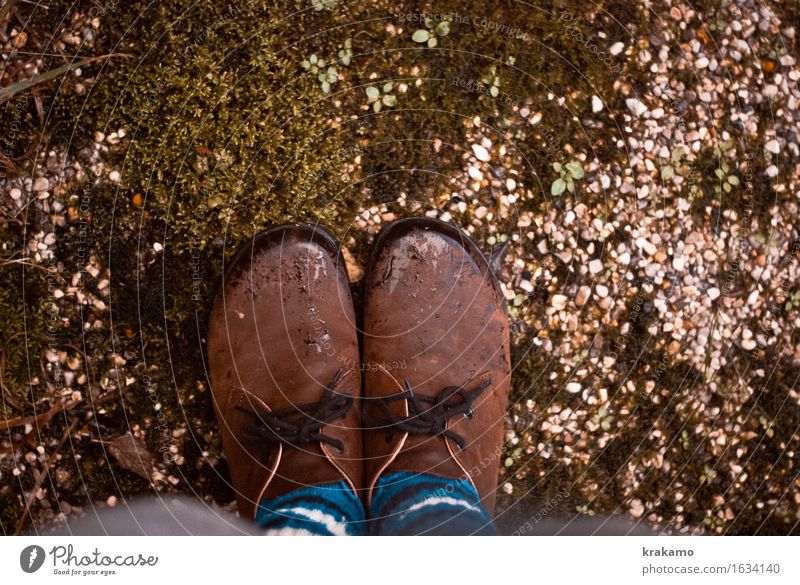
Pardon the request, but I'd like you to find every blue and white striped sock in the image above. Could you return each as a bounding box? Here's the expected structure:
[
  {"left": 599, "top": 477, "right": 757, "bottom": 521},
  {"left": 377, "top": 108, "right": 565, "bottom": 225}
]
[
  {"left": 255, "top": 481, "right": 366, "bottom": 536},
  {"left": 370, "top": 472, "right": 496, "bottom": 535}
]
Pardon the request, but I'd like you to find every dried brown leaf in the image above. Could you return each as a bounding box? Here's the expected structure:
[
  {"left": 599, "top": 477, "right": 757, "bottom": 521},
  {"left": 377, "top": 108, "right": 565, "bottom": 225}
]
[{"left": 102, "top": 432, "right": 154, "bottom": 481}]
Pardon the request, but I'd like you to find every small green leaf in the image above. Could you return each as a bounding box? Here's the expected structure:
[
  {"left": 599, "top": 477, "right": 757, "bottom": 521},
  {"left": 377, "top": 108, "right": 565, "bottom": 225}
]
[
  {"left": 382, "top": 82, "right": 394, "bottom": 93},
  {"left": 321, "top": 81, "right": 330, "bottom": 93},
  {"left": 382, "top": 94, "right": 396, "bottom": 107},
  {"left": 373, "top": 101, "right": 382, "bottom": 113},
  {"left": 565, "top": 161, "right": 585, "bottom": 179},
  {"left": 714, "top": 168, "right": 725, "bottom": 180},
  {"left": 566, "top": 178, "right": 575, "bottom": 193},
  {"left": 723, "top": 182, "right": 732, "bottom": 193},
  {"left": 727, "top": 175, "right": 740, "bottom": 186},
  {"left": 412, "top": 29, "right": 430, "bottom": 43},
  {"left": 427, "top": 36, "right": 438, "bottom": 48},
  {"left": 365, "top": 86, "right": 380, "bottom": 100},
  {"left": 551, "top": 178, "right": 566, "bottom": 195},
  {"left": 435, "top": 21, "right": 450, "bottom": 36},
  {"left": 661, "top": 165, "right": 674, "bottom": 180},
  {"left": 552, "top": 162, "right": 563, "bottom": 173},
  {"left": 489, "top": 85, "right": 499, "bottom": 97}
]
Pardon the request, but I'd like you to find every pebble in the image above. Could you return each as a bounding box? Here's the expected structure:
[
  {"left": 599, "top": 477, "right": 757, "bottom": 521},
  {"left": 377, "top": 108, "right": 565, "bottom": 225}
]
[
  {"left": 625, "top": 98, "right": 648, "bottom": 117},
  {"left": 765, "top": 140, "right": 780, "bottom": 154},
  {"left": 566, "top": 382, "right": 582, "bottom": 393},
  {"left": 551, "top": 295, "right": 568, "bottom": 310},
  {"left": 471, "top": 144, "right": 491, "bottom": 162},
  {"left": 33, "top": 178, "right": 50, "bottom": 192},
  {"left": 609, "top": 42, "right": 624, "bottom": 56},
  {"left": 588, "top": 259, "right": 603, "bottom": 274},
  {"left": 707, "top": 287, "right": 721, "bottom": 300},
  {"left": 575, "top": 286, "right": 591, "bottom": 306},
  {"left": 591, "top": 95, "right": 603, "bottom": 112},
  {"left": 595, "top": 284, "right": 609, "bottom": 298},
  {"left": 342, "top": 247, "right": 364, "bottom": 282},
  {"left": 635, "top": 237, "right": 658, "bottom": 257}
]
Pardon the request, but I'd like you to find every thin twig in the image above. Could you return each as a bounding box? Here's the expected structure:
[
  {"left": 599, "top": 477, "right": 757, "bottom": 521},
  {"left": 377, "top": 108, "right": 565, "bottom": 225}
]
[
  {"left": 0, "top": 397, "right": 81, "bottom": 431},
  {"left": 0, "top": 52, "right": 130, "bottom": 102}
]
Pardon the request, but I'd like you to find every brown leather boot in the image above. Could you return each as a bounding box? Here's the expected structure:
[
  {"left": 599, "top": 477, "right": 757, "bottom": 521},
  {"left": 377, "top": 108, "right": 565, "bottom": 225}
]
[
  {"left": 362, "top": 218, "right": 511, "bottom": 514},
  {"left": 207, "top": 224, "right": 362, "bottom": 519}
]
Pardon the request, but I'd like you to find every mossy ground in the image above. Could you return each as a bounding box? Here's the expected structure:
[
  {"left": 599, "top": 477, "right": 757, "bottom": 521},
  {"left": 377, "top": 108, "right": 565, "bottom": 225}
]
[{"left": 1, "top": 1, "right": 798, "bottom": 534}]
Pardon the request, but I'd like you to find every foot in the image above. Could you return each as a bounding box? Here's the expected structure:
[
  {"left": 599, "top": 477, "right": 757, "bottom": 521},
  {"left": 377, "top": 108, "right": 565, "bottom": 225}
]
[
  {"left": 362, "top": 218, "right": 511, "bottom": 513},
  {"left": 208, "top": 224, "right": 362, "bottom": 519}
]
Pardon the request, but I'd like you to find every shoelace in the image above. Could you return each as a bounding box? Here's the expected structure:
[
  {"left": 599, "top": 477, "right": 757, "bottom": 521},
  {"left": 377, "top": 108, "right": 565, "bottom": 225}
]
[
  {"left": 368, "top": 378, "right": 491, "bottom": 451},
  {"left": 235, "top": 369, "right": 353, "bottom": 453}
]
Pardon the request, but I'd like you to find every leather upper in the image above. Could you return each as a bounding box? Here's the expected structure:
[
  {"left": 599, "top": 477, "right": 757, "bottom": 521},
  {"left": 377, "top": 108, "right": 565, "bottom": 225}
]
[
  {"left": 207, "top": 225, "right": 363, "bottom": 519},
  {"left": 362, "top": 219, "right": 511, "bottom": 513}
]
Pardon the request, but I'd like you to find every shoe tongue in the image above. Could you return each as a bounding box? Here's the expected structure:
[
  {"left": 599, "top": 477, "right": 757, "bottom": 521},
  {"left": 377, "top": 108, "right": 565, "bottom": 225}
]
[
  {"left": 386, "top": 433, "right": 465, "bottom": 481},
  {"left": 262, "top": 440, "right": 337, "bottom": 500}
]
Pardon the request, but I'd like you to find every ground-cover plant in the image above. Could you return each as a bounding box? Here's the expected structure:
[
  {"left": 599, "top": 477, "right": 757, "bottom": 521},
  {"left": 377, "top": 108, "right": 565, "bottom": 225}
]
[{"left": 550, "top": 160, "right": 585, "bottom": 195}]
